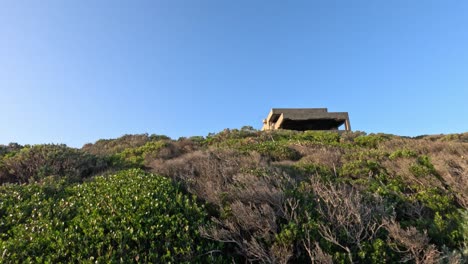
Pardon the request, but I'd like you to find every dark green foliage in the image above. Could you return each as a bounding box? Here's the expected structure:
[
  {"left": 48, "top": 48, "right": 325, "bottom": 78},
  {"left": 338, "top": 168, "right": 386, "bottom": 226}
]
[
  {"left": 0, "top": 169, "right": 223, "bottom": 263},
  {"left": 405, "top": 187, "right": 463, "bottom": 248}
]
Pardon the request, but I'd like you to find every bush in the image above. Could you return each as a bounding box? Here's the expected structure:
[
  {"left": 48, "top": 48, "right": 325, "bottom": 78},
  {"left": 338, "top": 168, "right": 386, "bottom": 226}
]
[
  {"left": 1, "top": 144, "right": 107, "bottom": 184},
  {"left": 112, "top": 141, "right": 169, "bottom": 167},
  {"left": 242, "top": 141, "right": 301, "bottom": 161},
  {"left": 82, "top": 134, "right": 170, "bottom": 156},
  {"left": 293, "top": 162, "right": 335, "bottom": 180},
  {"left": 409, "top": 155, "right": 439, "bottom": 178},
  {"left": 294, "top": 131, "right": 341, "bottom": 144},
  {"left": 389, "top": 149, "right": 418, "bottom": 160},
  {"left": 340, "top": 160, "right": 382, "bottom": 179},
  {"left": 354, "top": 134, "right": 391, "bottom": 148},
  {"left": 0, "top": 143, "right": 23, "bottom": 157},
  {"left": 2, "top": 129, "right": 467, "bottom": 262},
  {"left": 0, "top": 169, "right": 223, "bottom": 263},
  {"left": 209, "top": 135, "right": 301, "bottom": 162}
]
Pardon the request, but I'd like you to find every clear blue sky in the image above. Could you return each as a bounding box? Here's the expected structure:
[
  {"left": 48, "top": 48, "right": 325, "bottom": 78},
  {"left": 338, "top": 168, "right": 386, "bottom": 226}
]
[{"left": 1, "top": 1, "right": 467, "bottom": 147}]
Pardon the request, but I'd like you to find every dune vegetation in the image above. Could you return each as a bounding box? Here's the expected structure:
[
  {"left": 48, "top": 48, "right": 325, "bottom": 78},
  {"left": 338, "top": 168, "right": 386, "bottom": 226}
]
[{"left": 1, "top": 128, "right": 467, "bottom": 263}]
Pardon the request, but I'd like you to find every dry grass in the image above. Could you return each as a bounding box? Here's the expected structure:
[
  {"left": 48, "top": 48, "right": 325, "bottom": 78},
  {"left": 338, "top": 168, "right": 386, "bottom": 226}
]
[{"left": 145, "top": 131, "right": 467, "bottom": 263}]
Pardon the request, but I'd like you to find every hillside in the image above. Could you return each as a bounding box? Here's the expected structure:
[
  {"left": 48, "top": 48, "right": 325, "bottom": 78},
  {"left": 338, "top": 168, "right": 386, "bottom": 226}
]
[{"left": 1, "top": 129, "right": 467, "bottom": 263}]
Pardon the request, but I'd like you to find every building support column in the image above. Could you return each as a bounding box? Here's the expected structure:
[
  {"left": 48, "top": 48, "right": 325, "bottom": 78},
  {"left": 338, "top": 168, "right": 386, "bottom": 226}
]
[{"left": 344, "top": 119, "right": 351, "bottom": 131}]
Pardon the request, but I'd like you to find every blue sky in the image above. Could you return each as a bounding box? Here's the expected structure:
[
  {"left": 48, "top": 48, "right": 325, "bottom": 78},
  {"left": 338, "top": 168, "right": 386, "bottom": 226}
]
[{"left": 1, "top": 1, "right": 467, "bottom": 147}]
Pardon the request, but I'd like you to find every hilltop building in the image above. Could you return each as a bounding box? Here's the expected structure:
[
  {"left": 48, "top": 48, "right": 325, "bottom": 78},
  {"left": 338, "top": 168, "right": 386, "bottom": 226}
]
[{"left": 262, "top": 108, "right": 351, "bottom": 131}]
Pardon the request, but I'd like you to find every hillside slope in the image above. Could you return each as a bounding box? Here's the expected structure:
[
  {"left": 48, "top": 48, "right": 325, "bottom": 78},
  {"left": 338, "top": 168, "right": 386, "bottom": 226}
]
[{"left": 1, "top": 129, "right": 467, "bottom": 263}]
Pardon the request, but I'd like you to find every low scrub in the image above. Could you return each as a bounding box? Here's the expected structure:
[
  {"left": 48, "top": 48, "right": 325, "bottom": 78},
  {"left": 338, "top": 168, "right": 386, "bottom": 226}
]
[
  {"left": 0, "top": 144, "right": 107, "bottom": 184},
  {"left": 0, "top": 169, "right": 223, "bottom": 263},
  {"left": 1, "top": 130, "right": 467, "bottom": 263}
]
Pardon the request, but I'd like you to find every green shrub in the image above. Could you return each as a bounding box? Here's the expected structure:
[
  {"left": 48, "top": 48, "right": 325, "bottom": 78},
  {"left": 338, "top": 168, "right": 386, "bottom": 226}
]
[
  {"left": 406, "top": 187, "right": 464, "bottom": 248},
  {"left": 389, "top": 149, "right": 417, "bottom": 160},
  {"left": 293, "top": 162, "right": 335, "bottom": 180},
  {"left": 409, "top": 155, "right": 438, "bottom": 178},
  {"left": 354, "top": 134, "right": 391, "bottom": 148},
  {"left": 357, "top": 238, "right": 397, "bottom": 263},
  {"left": 211, "top": 135, "right": 301, "bottom": 161},
  {"left": 240, "top": 141, "right": 301, "bottom": 161},
  {"left": 0, "top": 143, "right": 23, "bottom": 158},
  {"left": 294, "top": 131, "right": 341, "bottom": 144},
  {"left": 340, "top": 160, "right": 382, "bottom": 179},
  {"left": 262, "top": 130, "right": 299, "bottom": 142},
  {"left": 339, "top": 131, "right": 367, "bottom": 143},
  {"left": 440, "top": 133, "right": 468, "bottom": 143},
  {"left": 2, "top": 130, "right": 466, "bottom": 262},
  {"left": 82, "top": 134, "right": 170, "bottom": 156},
  {"left": 409, "top": 164, "right": 431, "bottom": 178},
  {"left": 344, "top": 149, "right": 387, "bottom": 162},
  {"left": 113, "top": 141, "right": 168, "bottom": 167},
  {"left": 459, "top": 209, "right": 468, "bottom": 255},
  {"left": 0, "top": 169, "right": 223, "bottom": 263},
  {"left": 204, "top": 128, "right": 260, "bottom": 145},
  {"left": 1, "top": 144, "right": 107, "bottom": 184},
  {"left": 187, "top": 136, "right": 206, "bottom": 144}
]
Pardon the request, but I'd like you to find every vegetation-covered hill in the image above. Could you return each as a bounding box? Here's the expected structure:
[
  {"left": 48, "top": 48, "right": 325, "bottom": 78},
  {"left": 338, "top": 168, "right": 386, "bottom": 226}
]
[{"left": 1, "top": 129, "right": 467, "bottom": 263}]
